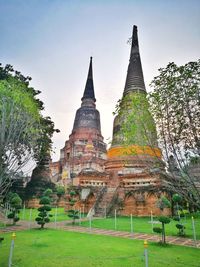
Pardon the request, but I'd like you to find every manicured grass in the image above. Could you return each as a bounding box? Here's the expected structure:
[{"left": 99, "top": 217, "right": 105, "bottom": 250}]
[
  {"left": 0, "top": 229, "right": 200, "bottom": 267},
  {"left": 80, "top": 215, "right": 200, "bottom": 240},
  {"left": 19, "top": 207, "right": 71, "bottom": 222}
]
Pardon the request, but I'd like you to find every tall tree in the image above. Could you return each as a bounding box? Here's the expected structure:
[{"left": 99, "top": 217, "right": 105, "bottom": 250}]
[
  {"left": 149, "top": 60, "right": 200, "bottom": 209},
  {"left": 0, "top": 64, "right": 58, "bottom": 200}
]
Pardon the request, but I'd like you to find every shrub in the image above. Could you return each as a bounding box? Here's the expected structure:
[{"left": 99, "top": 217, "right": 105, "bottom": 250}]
[
  {"left": 176, "top": 223, "right": 186, "bottom": 236},
  {"left": 153, "top": 227, "right": 162, "bottom": 234},
  {"left": 7, "top": 193, "right": 22, "bottom": 225},
  {"left": 158, "top": 216, "right": 171, "bottom": 244},
  {"left": 35, "top": 189, "right": 53, "bottom": 229},
  {"left": 67, "top": 190, "right": 79, "bottom": 225}
]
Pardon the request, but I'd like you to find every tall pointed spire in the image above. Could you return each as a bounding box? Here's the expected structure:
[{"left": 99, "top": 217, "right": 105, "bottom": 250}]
[
  {"left": 72, "top": 57, "right": 101, "bottom": 132},
  {"left": 81, "top": 57, "right": 96, "bottom": 102},
  {"left": 124, "top": 25, "right": 146, "bottom": 95}
]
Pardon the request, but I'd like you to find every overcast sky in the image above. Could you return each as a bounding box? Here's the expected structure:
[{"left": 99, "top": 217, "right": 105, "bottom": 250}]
[{"left": 1, "top": 0, "right": 200, "bottom": 165}]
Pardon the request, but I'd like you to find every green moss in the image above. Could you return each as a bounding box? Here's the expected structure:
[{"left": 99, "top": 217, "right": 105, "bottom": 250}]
[{"left": 112, "top": 92, "right": 158, "bottom": 147}]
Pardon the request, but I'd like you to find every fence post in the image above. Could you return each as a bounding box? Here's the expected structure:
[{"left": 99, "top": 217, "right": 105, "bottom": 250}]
[
  {"left": 150, "top": 211, "right": 154, "bottom": 233},
  {"left": 144, "top": 240, "right": 149, "bottom": 267},
  {"left": 79, "top": 208, "right": 81, "bottom": 226},
  {"left": 191, "top": 216, "right": 197, "bottom": 247},
  {"left": 130, "top": 214, "right": 133, "bottom": 238},
  {"left": 54, "top": 206, "right": 58, "bottom": 229},
  {"left": 114, "top": 209, "right": 117, "bottom": 230},
  {"left": 89, "top": 215, "right": 92, "bottom": 232},
  {"left": 29, "top": 209, "right": 32, "bottom": 229},
  {"left": 8, "top": 233, "right": 16, "bottom": 267},
  {"left": 22, "top": 203, "right": 26, "bottom": 220}
]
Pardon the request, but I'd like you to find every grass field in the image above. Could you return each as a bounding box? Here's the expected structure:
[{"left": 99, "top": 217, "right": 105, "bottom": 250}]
[
  {"left": 18, "top": 207, "right": 71, "bottom": 222},
  {"left": 80, "top": 215, "right": 200, "bottom": 240},
  {"left": 0, "top": 229, "right": 200, "bottom": 267}
]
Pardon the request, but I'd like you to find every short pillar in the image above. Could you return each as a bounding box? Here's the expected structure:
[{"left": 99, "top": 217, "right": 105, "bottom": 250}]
[
  {"left": 144, "top": 240, "right": 149, "bottom": 267},
  {"left": 8, "top": 233, "right": 16, "bottom": 267}
]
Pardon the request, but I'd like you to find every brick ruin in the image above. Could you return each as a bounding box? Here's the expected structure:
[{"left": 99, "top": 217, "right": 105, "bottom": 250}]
[{"left": 50, "top": 25, "right": 170, "bottom": 216}]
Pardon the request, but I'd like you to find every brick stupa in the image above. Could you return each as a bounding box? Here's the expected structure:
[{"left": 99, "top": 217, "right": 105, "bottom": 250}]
[{"left": 50, "top": 57, "right": 107, "bottom": 187}]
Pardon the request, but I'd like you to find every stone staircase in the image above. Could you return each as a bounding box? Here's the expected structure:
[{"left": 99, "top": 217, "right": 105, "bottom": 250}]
[{"left": 94, "top": 187, "right": 119, "bottom": 217}]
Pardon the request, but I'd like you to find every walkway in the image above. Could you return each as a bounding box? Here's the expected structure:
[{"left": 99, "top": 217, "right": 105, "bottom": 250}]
[{"left": 0, "top": 218, "right": 200, "bottom": 249}]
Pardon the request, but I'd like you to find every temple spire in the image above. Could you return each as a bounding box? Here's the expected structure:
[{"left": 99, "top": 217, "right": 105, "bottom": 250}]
[
  {"left": 124, "top": 25, "right": 146, "bottom": 95},
  {"left": 81, "top": 57, "right": 96, "bottom": 102}
]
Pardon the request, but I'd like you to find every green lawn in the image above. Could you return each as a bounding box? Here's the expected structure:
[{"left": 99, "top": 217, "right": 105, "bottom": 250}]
[
  {"left": 18, "top": 207, "right": 71, "bottom": 222},
  {"left": 80, "top": 215, "right": 200, "bottom": 240},
  {"left": 0, "top": 229, "right": 199, "bottom": 267}
]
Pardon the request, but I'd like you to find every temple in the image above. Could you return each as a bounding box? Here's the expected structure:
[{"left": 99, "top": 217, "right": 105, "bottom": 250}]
[{"left": 50, "top": 26, "right": 168, "bottom": 216}]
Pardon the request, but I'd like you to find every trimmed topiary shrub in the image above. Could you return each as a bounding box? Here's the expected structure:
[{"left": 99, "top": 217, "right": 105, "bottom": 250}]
[
  {"left": 67, "top": 190, "right": 79, "bottom": 225},
  {"left": 7, "top": 193, "right": 22, "bottom": 225},
  {"left": 176, "top": 223, "right": 186, "bottom": 236},
  {"left": 35, "top": 189, "right": 53, "bottom": 229},
  {"left": 157, "top": 216, "right": 171, "bottom": 244}
]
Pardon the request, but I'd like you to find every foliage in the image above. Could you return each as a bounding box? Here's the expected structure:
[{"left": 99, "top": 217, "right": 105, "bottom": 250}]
[
  {"left": 149, "top": 60, "right": 200, "bottom": 209},
  {"left": 154, "top": 196, "right": 171, "bottom": 244},
  {"left": 0, "top": 63, "right": 59, "bottom": 199},
  {"left": 153, "top": 227, "right": 162, "bottom": 234},
  {"left": 43, "top": 188, "right": 53, "bottom": 197},
  {"left": 176, "top": 223, "right": 186, "bottom": 236},
  {"left": 153, "top": 216, "right": 171, "bottom": 244},
  {"left": 67, "top": 190, "right": 79, "bottom": 225},
  {"left": 172, "top": 194, "right": 182, "bottom": 204},
  {"left": 157, "top": 196, "right": 171, "bottom": 211},
  {"left": 113, "top": 92, "right": 158, "bottom": 148},
  {"left": 35, "top": 189, "right": 53, "bottom": 229},
  {"left": 56, "top": 185, "right": 65, "bottom": 198},
  {"left": 172, "top": 193, "right": 186, "bottom": 236},
  {"left": 7, "top": 192, "right": 22, "bottom": 225},
  {"left": 158, "top": 215, "right": 171, "bottom": 224}
]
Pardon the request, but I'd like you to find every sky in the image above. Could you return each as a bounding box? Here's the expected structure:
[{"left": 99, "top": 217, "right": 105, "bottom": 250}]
[{"left": 1, "top": 0, "right": 200, "bottom": 165}]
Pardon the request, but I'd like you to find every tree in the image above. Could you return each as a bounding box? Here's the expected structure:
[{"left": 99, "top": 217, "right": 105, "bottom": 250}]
[
  {"left": 153, "top": 196, "right": 171, "bottom": 244},
  {"left": 172, "top": 193, "right": 186, "bottom": 236},
  {"left": 67, "top": 190, "right": 79, "bottom": 225},
  {"left": 56, "top": 185, "right": 65, "bottom": 204},
  {"left": 7, "top": 192, "right": 22, "bottom": 225},
  {"left": 0, "top": 78, "right": 40, "bottom": 199},
  {"left": 0, "top": 63, "right": 59, "bottom": 200},
  {"left": 149, "top": 60, "right": 200, "bottom": 209},
  {"left": 35, "top": 188, "right": 53, "bottom": 229}
]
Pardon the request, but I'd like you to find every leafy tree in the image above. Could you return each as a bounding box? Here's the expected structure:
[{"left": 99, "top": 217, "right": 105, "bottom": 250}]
[
  {"left": 0, "top": 63, "right": 59, "bottom": 200},
  {"left": 7, "top": 192, "right": 22, "bottom": 225},
  {"left": 67, "top": 190, "right": 79, "bottom": 225},
  {"left": 35, "top": 189, "right": 53, "bottom": 229},
  {"left": 149, "top": 60, "right": 200, "bottom": 209},
  {"left": 0, "top": 78, "right": 40, "bottom": 199}
]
